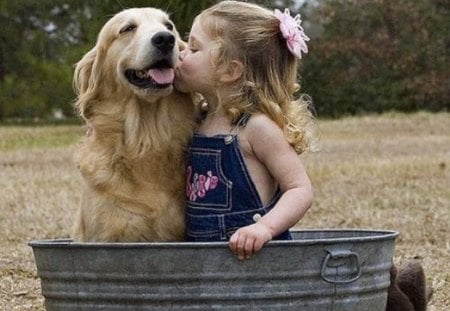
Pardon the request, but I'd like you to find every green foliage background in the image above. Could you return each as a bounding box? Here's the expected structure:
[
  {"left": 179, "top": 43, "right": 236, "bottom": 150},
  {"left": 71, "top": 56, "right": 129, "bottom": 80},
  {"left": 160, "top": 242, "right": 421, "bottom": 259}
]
[
  {"left": 0, "top": 0, "right": 448, "bottom": 120},
  {"left": 302, "top": 0, "right": 449, "bottom": 117}
]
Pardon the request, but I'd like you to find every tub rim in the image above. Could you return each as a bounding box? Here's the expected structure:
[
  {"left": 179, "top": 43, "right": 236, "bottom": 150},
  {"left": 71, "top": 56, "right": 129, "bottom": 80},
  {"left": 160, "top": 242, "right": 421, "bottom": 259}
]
[{"left": 28, "top": 228, "right": 399, "bottom": 249}]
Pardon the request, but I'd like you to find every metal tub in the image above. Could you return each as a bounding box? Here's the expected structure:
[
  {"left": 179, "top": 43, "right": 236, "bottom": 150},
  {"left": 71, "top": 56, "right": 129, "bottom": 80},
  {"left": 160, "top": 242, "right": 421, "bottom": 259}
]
[{"left": 29, "top": 229, "right": 398, "bottom": 310}]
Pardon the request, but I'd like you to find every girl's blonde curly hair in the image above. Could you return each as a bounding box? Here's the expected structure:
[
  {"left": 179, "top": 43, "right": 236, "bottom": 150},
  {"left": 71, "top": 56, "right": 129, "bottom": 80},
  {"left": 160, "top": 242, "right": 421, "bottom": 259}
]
[{"left": 197, "top": 0, "right": 317, "bottom": 154}]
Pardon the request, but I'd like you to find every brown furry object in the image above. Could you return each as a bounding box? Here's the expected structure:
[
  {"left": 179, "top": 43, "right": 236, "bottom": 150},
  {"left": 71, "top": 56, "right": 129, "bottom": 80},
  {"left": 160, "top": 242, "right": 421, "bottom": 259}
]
[
  {"left": 72, "top": 8, "right": 195, "bottom": 242},
  {"left": 386, "top": 261, "right": 432, "bottom": 311}
]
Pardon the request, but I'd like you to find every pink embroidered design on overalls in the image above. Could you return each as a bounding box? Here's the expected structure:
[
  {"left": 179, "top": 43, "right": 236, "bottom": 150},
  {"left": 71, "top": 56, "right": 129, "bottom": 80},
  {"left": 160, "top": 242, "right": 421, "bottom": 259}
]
[{"left": 186, "top": 166, "right": 219, "bottom": 201}]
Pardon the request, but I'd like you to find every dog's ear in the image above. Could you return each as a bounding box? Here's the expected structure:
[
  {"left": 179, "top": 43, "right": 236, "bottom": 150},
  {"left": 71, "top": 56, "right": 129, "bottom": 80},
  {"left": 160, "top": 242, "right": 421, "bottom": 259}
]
[{"left": 73, "top": 45, "right": 105, "bottom": 120}]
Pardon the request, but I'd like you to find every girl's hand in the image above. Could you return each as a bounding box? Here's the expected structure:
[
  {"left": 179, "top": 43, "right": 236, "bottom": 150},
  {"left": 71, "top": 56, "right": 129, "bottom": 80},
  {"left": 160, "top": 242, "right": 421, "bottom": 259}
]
[{"left": 229, "top": 223, "right": 272, "bottom": 260}]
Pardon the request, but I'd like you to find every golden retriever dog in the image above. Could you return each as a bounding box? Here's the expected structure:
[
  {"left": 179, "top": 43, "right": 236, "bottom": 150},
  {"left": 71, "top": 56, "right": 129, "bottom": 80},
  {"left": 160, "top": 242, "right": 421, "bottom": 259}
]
[{"left": 72, "top": 8, "right": 195, "bottom": 242}]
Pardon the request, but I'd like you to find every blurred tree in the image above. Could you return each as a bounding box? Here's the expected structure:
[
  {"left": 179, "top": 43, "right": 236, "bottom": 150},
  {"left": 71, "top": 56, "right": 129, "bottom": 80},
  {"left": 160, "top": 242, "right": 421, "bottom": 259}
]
[
  {"left": 0, "top": 1, "right": 85, "bottom": 118},
  {"left": 301, "top": 0, "right": 449, "bottom": 116}
]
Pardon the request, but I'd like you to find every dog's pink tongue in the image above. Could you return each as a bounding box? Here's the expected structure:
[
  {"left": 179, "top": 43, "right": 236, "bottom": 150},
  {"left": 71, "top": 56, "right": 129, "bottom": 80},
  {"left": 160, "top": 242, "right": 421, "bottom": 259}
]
[{"left": 148, "top": 68, "right": 174, "bottom": 84}]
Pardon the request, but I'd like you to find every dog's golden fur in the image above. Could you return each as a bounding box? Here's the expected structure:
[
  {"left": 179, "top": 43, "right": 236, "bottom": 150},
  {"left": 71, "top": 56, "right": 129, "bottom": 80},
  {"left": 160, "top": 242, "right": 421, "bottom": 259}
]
[{"left": 72, "top": 8, "right": 195, "bottom": 242}]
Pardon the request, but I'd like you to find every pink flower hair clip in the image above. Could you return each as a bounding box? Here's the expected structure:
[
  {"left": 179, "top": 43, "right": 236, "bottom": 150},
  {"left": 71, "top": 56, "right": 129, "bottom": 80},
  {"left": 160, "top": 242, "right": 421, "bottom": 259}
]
[{"left": 274, "top": 8, "right": 310, "bottom": 59}]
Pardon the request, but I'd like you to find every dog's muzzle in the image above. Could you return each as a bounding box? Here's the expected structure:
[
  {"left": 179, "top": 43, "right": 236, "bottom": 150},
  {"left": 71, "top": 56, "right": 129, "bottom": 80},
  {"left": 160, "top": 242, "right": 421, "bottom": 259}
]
[{"left": 125, "top": 31, "right": 176, "bottom": 89}]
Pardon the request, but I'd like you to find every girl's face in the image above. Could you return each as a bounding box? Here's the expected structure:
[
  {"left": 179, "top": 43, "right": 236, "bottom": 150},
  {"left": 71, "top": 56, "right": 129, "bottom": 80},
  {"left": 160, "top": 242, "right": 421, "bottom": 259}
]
[{"left": 174, "top": 19, "right": 219, "bottom": 96}]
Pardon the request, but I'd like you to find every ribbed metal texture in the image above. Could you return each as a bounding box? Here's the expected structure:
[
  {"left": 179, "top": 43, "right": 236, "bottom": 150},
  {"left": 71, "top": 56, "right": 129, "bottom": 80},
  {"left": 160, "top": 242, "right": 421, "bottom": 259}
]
[{"left": 29, "top": 229, "right": 398, "bottom": 310}]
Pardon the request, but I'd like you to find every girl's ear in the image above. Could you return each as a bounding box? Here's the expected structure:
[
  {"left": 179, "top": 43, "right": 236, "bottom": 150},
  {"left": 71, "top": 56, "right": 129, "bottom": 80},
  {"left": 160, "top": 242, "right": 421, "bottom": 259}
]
[{"left": 219, "top": 60, "right": 244, "bottom": 83}]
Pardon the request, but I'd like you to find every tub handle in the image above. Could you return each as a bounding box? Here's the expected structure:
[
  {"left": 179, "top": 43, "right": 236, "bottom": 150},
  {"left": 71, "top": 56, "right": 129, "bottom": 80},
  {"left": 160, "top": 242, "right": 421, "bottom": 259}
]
[{"left": 320, "top": 249, "right": 362, "bottom": 284}]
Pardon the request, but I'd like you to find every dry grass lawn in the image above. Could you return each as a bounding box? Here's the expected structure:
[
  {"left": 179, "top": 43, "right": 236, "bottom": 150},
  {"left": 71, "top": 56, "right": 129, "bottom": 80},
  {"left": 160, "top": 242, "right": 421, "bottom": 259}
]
[{"left": 0, "top": 112, "right": 448, "bottom": 310}]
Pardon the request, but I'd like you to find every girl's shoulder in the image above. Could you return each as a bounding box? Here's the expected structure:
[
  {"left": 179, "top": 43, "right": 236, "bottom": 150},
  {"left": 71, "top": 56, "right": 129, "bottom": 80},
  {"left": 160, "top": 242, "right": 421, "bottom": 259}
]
[
  {"left": 244, "top": 113, "right": 286, "bottom": 145},
  {"left": 242, "top": 113, "right": 295, "bottom": 163},
  {"left": 246, "top": 113, "right": 282, "bottom": 134}
]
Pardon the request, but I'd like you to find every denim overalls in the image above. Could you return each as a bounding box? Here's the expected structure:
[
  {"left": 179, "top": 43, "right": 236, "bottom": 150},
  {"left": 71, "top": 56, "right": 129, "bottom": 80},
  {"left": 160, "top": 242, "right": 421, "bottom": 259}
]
[{"left": 185, "top": 114, "right": 292, "bottom": 241}]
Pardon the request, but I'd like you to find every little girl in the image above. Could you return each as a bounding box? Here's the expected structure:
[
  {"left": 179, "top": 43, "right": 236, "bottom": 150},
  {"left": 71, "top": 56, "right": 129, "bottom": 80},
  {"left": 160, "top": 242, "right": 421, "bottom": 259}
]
[
  {"left": 174, "top": 4, "right": 433, "bottom": 308},
  {"left": 175, "top": 1, "right": 317, "bottom": 260}
]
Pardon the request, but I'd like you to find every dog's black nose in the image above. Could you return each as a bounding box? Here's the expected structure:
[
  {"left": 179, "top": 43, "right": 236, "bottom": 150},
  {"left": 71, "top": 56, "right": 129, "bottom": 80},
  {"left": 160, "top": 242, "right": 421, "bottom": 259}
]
[{"left": 152, "top": 32, "right": 175, "bottom": 53}]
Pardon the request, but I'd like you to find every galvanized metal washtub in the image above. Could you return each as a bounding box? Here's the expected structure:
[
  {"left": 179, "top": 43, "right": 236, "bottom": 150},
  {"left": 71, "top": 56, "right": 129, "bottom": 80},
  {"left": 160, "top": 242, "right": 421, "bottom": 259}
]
[{"left": 29, "top": 229, "right": 398, "bottom": 310}]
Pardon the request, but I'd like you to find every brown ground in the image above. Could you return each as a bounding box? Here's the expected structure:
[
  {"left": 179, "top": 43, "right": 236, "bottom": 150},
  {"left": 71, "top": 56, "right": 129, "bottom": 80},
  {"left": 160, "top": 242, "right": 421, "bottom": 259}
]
[{"left": 0, "top": 112, "right": 448, "bottom": 310}]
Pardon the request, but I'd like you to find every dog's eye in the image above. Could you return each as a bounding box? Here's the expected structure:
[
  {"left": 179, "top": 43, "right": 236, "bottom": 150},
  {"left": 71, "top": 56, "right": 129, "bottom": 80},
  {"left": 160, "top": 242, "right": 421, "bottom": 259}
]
[
  {"left": 165, "top": 22, "right": 174, "bottom": 31},
  {"left": 120, "top": 24, "right": 136, "bottom": 34}
]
